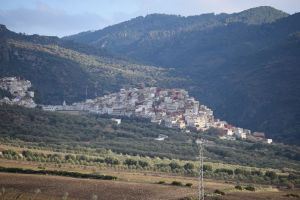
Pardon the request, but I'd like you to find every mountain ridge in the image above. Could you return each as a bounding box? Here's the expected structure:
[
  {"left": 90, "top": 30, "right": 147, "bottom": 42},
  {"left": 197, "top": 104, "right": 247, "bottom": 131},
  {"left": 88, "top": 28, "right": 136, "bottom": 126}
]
[{"left": 63, "top": 6, "right": 289, "bottom": 45}]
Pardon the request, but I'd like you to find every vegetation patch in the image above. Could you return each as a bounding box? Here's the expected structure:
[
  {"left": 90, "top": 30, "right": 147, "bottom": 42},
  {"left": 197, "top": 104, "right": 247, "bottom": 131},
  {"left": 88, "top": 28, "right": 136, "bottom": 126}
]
[
  {"left": 171, "top": 181, "right": 184, "bottom": 186},
  {"left": 214, "top": 189, "right": 226, "bottom": 195},
  {"left": 185, "top": 183, "right": 193, "bottom": 187},
  {"left": 244, "top": 185, "right": 256, "bottom": 191},
  {"left": 0, "top": 166, "right": 117, "bottom": 180},
  {"left": 157, "top": 180, "right": 166, "bottom": 184},
  {"left": 235, "top": 185, "right": 243, "bottom": 190},
  {"left": 285, "top": 193, "right": 300, "bottom": 198}
]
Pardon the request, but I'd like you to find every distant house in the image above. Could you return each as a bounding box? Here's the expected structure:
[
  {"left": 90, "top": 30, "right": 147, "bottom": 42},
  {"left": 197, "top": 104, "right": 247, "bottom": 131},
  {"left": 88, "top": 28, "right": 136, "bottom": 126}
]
[
  {"left": 237, "top": 132, "right": 247, "bottom": 139},
  {"left": 155, "top": 134, "right": 168, "bottom": 141},
  {"left": 266, "top": 139, "right": 273, "bottom": 144},
  {"left": 219, "top": 135, "right": 236, "bottom": 141},
  {"left": 111, "top": 118, "right": 121, "bottom": 125}
]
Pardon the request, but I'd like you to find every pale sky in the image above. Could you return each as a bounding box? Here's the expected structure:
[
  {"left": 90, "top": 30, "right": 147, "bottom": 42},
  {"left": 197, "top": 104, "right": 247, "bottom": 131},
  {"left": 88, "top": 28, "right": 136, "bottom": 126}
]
[{"left": 0, "top": 0, "right": 299, "bottom": 37}]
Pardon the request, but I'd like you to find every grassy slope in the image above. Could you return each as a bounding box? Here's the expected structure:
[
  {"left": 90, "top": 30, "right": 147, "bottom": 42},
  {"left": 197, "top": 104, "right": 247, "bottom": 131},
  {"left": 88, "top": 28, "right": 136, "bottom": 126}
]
[{"left": 0, "top": 105, "right": 299, "bottom": 171}]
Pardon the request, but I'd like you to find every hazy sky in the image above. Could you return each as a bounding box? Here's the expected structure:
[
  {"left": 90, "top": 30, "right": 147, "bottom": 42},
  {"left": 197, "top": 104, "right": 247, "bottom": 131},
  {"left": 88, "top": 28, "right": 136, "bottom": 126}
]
[{"left": 0, "top": 0, "right": 299, "bottom": 37}]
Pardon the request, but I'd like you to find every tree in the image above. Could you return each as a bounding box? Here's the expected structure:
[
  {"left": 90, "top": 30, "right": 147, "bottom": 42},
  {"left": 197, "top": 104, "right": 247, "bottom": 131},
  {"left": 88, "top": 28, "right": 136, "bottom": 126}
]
[
  {"left": 203, "top": 165, "right": 213, "bottom": 172},
  {"left": 124, "top": 158, "right": 137, "bottom": 166},
  {"left": 138, "top": 160, "right": 149, "bottom": 168},
  {"left": 104, "top": 157, "right": 119, "bottom": 165},
  {"left": 169, "top": 162, "right": 181, "bottom": 170},
  {"left": 184, "top": 163, "right": 194, "bottom": 170},
  {"left": 265, "top": 171, "right": 277, "bottom": 179}
]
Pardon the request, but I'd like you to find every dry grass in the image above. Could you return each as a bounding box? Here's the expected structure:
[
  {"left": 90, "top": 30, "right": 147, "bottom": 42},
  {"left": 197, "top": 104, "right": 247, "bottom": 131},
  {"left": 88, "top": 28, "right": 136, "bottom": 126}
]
[
  {"left": 0, "top": 172, "right": 299, "bottom": 200},
  {"left": 0, "top": 173, "right": 195, "bottom": 200}
]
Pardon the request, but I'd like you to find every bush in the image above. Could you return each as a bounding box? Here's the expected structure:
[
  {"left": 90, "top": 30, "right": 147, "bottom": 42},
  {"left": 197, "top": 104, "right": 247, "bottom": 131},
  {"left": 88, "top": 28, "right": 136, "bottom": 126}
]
[
  {"left": 214, "top": 189, "right": 225, "bottom": 195},
  {"left": 184, "top": 163, "right": 194, "bottom": 170},
  {"left": 244, "top": 185, "right": 255, "bottom": 191},
  {"left": 215, "top": 168, "right": 233, "bottom": 175},
  {"left": 265, "top": 171, "right": 277, "bottom": 180},
  {"left": 124, "top": 158, "right": 137, "bottom": 166},
  {"left": 157, "top": 181, "right": 165, "bottom": 184},
  {"left": 104, "top": 157, "right": 120, "bottom": 165},
  {"left": 171, "top": 181, "right": 183, "bottom": 186},
  {"left": 285, "top": 193, "right": 300, "bottom": 198},
  {"left": 251, "top": 170, "right": 263, "bottom": 176},
  {"left": 0, "top": 166, "right": 117, "bottom": 180},
  {"left": 203, "top": 164, "right": 213, "bottom": 172},
  {"left": 138, "top": 160, "right": 149, "bottom": 168},
  {"left": 235, "top": 185, "right": 243, "bottom": 190},
  {"left": 234, "top": 168, "right": 251, "bottom": 176},
  {"left": 185, "top": 183, "right": 193, "bottom": 187},
  {"left": 169, "top": 162, "right": 182, "bottom": 170}
]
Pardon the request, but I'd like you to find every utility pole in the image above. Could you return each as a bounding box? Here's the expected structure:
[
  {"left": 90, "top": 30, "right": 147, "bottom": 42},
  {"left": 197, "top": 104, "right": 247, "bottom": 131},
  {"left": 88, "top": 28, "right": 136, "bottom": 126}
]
[
  {"left": 85, "top": 86, "right": 88, "bottom": 100},
  {"left": 196, "top": 139, "right": 205, "bottom": 200}
]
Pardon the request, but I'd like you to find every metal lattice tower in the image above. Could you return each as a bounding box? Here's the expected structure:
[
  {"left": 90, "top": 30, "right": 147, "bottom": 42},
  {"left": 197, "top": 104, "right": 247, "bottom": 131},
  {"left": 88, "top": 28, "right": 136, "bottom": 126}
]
[{"left": 196, "top": 139, "right": 204, "bottom": 200}]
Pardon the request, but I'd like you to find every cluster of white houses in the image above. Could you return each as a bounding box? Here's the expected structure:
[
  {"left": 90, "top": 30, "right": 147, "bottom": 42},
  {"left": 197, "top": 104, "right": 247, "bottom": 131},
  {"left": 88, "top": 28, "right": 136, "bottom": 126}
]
[
  {"left": 0, "top": 77, "right": 272, "bottom": 144},
  {"left": 42, "top": 87, "right": 272, "bottom": 143},
  {"left": 0, "top": 77, "right": 36, "bottom": 108}
]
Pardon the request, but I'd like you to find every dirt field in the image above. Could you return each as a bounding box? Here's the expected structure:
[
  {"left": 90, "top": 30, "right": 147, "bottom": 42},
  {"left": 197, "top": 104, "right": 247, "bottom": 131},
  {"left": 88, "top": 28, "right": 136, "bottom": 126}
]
[
  {"left": 0, "top": 158, "right": 299, "bottom": 200},
  {"left": 0, "top": 173, "right": 195, "bottom": 200},
  {"left": 0, "top": 172, "right": 299, "bottom": 200}
]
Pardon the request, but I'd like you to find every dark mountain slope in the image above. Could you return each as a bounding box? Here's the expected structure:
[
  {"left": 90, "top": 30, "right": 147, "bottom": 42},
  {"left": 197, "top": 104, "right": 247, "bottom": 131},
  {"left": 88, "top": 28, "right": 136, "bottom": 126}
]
[
  {"left": 64, "top": 8, "right": 300, "bottom": 144},
  {"left": 0, "top": 25, "right": 181, "bottom": 104}
]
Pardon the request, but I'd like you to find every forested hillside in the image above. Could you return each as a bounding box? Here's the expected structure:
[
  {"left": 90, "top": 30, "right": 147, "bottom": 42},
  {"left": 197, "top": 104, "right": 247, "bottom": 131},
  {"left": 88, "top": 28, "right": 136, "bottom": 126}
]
[
  {"left": 0, "top": 25, "right": 181, "bottom": 105},
  {"left": 64, "top": 7, "right": 300, "bottom": 144}
]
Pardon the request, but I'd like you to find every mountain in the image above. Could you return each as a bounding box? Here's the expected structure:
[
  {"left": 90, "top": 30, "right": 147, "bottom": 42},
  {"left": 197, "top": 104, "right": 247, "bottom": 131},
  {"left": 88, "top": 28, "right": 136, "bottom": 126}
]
[
  {"left": 64, "top": 6, "right": 288, "bottom": 50},
  {"left": 64, "top": 7, "right": 300, "bottom": 145},
  {"left": 0, "top": 25, "right": 181, "bottom": 105}
]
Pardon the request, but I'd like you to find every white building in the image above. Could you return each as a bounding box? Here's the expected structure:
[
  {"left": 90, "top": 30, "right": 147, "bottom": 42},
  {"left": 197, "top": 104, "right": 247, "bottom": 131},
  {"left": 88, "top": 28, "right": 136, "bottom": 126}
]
[{"left": 111, "top": 118, "right": 121, "bottom": 125}]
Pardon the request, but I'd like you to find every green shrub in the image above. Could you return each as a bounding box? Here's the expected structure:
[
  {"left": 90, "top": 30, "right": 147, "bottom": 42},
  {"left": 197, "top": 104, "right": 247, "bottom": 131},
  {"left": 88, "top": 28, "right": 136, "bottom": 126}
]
[
  {"left": 214, "top": 189, "right": 225, "bottom": 195},
  {"left": 157, "top": 181, "right": 165, "bottom": 184},
  {"left": 244, "top": 185, "right": 255, "bottom": 191},
  {"left": 285, "top": 193, "right": 300, "bottom": 198},
  {"left": 215, "top": 168, "right": 233, "bottom": 175},
  {"left": 138, "top": 160, "right": 149, "bottom": 168},
  {"left": 184, "top": 163, "right": 194, "bottom": 170},
  {"left": 104, "top": 157, "right": 119, "bottom": 165},
  {"left": 203, "top": 164, "right": 213, "bottom": 172},
  {"left": 234, "top": 168, "right": 251, "bottom": 176},
  {"left": 265, "top": 171, "right": 277, "bottom": 179},
  {"left": 235, "top": 185, "right": 243, "bottom": 190},
  {"left": 171, "top": 181, "right": 183, "bottom": 186},
  {"left": 185, "top": 183, "right": 193, "bottom": 187},
  {"left": 169, "top": 162, "right": 182, "bottom": 170},
  {"left": 124, "top": 158, "right": 138, "bottom": 166}
]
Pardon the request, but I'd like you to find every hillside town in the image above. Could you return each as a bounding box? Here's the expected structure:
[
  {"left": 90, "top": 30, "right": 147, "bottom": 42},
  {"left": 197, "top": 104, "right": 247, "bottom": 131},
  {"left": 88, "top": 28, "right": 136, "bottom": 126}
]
[
  {"left": 0, "top": 77, "right": 36, "bottom": 108},
  {"left": 43, "top": 87, "right": 272, "bottom": 143},
  {"left": 0, "top": 77, "right": 272, "bottom": 143}
]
